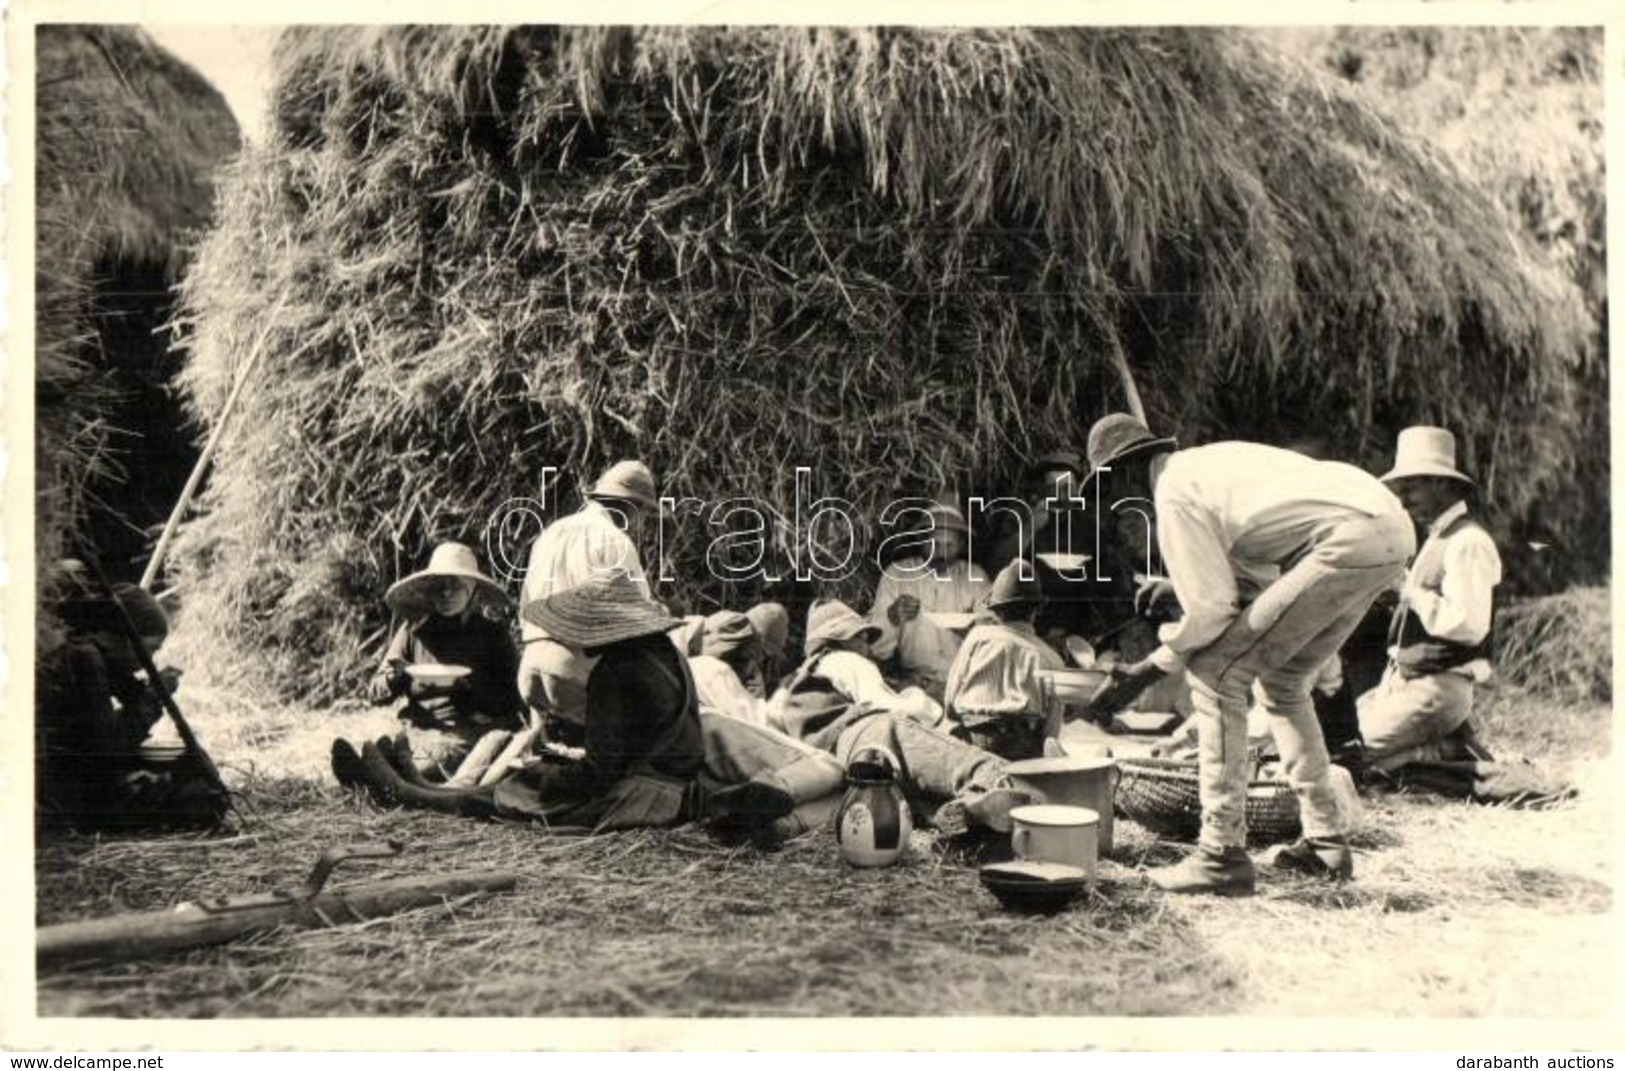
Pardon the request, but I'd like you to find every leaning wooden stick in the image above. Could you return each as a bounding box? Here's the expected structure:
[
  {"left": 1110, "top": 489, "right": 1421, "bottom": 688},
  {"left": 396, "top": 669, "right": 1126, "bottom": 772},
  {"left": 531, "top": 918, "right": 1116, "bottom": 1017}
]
[
  {"left": 38, "top": 842, "right": 519, "bottom": 968},
  {"left": 138, "top": 298, "right": 305, "bottom": 591}
]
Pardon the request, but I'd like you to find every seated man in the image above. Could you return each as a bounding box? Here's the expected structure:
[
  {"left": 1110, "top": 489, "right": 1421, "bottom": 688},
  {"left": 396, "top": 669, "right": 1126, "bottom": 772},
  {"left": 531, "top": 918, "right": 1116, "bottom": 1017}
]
[
  {"left": 517, "top": 459, "right": 658, "bottom": 744},
  {"left": 366, "top": 542, "right": 525, "bottom": 773},
  {"left": 37, "top": 578, "right": 191, "bottom": 829},
  {"left": 870, "top": 502, "right": 988, "bottom": 699},
  {"left": 775, "top": 599, "right": 1034, "bottom": 835},
  {"left": 1359, "top": 427, "right": 1502, "bottom": 776},
  {"left": 941, "top": 559, "right": 1067, "bottom": 759},
  {"left": 338, "top": 574, "right": 839, "bottom": 835}
]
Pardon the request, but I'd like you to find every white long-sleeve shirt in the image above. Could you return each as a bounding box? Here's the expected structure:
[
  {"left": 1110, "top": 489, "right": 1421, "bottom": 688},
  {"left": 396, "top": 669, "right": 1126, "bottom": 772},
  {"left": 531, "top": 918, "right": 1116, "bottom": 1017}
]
[
  {"left": 1148, "top": 443, "right": 1407, "bottom": 671},
  {"left": 868, "top": 558, "right": 988, "bottom": 682},
  {"left": 1397, "top": 499, "right": 1501, "bottom": 678},
  {"left": 519, "top": 500, "right": 649, "bottom": 643}
]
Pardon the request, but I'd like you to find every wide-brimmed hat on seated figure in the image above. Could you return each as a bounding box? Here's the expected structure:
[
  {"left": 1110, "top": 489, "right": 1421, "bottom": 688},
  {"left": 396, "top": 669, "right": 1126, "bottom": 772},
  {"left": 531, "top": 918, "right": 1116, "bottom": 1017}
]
[
  {"left": 1085, "top": 413, "right": 1179, "bottom": 473},
  {"left": 804, "top": 599, "right": 882, "bottom": 657},
  {"left": 588, "top": 460, "right": 660, "bottom": 510},
  {"left": 1381, "top": 426, "right": 1475, "bottom": 486},
  {"left": 385, "top": 542, "right": 510, "bottom": 616},
  {"left": 522, "top": 572, "right": 679, "bottom": 649},
  {"left": 984, "top": 558, "right": 1045, "bottom": 612}
]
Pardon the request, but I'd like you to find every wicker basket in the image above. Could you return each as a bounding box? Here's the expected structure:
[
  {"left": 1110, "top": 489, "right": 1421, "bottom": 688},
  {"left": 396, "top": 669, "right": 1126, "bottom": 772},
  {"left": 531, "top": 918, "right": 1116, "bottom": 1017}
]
[{"left": 1115, "top": 757, "right": 1302, "bottom": 846}]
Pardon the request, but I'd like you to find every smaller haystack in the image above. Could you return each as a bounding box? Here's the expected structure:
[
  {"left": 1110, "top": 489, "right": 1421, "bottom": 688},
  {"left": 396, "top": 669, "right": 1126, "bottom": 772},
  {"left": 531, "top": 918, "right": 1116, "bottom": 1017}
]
[{"left": 35, "top": 26, "right": 240, "bottom": 607}]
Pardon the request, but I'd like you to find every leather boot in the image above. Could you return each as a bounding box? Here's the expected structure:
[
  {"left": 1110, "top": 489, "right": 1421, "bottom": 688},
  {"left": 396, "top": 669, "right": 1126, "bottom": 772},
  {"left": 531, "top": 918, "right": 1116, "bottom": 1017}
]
[
  {"left": 1148, "top": 845, "right": 1257, "bottom": 896},
  {"left": 1266, "top": 835, "right": 1354, "bottom": 881},
  {"left": 377, "top": 734, "right": 432, "bottom": 787},
  {"left": 358, "top": 742, "right": 497, "bottom": 818}
]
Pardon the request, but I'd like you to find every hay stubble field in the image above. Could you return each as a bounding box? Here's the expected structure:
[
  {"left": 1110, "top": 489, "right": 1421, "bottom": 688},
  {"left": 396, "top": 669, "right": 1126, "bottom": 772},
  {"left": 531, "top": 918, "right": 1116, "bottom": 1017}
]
[{"left": 35, "top": 685, "right": 1612, "bottom": 1019}]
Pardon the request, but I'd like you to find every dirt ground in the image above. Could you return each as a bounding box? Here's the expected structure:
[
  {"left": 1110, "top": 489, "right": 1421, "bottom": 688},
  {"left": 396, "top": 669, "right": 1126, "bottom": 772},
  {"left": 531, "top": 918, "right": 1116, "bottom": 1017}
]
[{"left": 33, "top": 686, "right": 1613, "bottom": 1019}]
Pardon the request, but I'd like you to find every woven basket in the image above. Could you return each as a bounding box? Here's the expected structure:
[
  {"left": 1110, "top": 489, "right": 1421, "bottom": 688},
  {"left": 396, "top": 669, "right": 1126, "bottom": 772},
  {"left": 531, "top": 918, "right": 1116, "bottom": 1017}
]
[{"left": 1116, "top": 757, "right": 1301, "bottom": 846}]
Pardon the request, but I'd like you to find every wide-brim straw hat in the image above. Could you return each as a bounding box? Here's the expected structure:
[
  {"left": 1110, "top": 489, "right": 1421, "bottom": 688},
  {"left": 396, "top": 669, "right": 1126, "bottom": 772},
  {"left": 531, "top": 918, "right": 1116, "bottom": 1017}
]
[
  {"left": 1086, "top": 413, "right": 1178, "bottom": 472},
  {"left": 1381, "top": 426, "right": 1475, "bottom": 485},
  {"left": 985, "top": 559, "right": 1044, "bottom": 610},
  {"left": 589, "top": 460, "right": 659, "bottom": 510},
  {"left": 385, "top": 542, "right": 510, "bottom": 615},
  {"left": 521, "top": 572, "right": 678, "bottom": 648},
  {"left": 805, "top": 599, "right": 881, "bottom": 654}
]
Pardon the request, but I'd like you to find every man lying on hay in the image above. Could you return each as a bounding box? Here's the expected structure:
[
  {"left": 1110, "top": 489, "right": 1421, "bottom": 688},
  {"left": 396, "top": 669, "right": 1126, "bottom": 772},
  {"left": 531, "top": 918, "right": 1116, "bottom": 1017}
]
[{"left": 1088, "top": 414, "right": 1416, "bottom": 895}]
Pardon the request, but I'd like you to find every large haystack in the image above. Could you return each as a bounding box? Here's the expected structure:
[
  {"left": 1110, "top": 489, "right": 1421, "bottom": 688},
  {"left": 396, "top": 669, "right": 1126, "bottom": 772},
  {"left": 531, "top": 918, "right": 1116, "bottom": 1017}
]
[
  {"left": 36, "top": 26, "right": 240, "bottom": 598},
  {"left": 172, "top": 27, "right": 1590, "bottom": 700},
  {"left": 1263, "top": 26, "right": 1607, "bottom": 591}
]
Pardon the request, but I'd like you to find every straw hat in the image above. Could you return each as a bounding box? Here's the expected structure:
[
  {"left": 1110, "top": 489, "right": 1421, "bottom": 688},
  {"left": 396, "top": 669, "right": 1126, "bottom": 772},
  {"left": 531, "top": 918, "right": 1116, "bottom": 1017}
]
[
  {"left": 1381, "top": 426, "right": 1474, "bottom": 485},
  {"left": 745, "top": 602, "right": 790, "bottom": 658},
  {"left": 924, "top": 502, "right": 970, "bottom": 536},
  {"left": 985, "top": 559, "right": 1044, "bottom": 611},
  {"left": 1029, "top": 449, "right": 1084, "bottom": 477},
  {"left": 701, "top": 610, "right": 758, "bottom": 659},
  {"left": 385, "top": 542, "right": 509, "bottom": 615},
  {"left": 521, "top": 572, "right": 678, "bottom": 648},
  {"left": 589, "top": 460, "right": 659, "bottom": 509},
  {"left": 804, "top": 599, "right": 881, "bottom": 655},
  {"left": 1085, "top": 413, "right": 1178, "bottom": 472}
]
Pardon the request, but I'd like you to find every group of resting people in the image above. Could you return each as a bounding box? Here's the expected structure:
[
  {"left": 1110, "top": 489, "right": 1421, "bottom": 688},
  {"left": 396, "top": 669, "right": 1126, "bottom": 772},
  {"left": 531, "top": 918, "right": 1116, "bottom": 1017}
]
[{"left": 315, "top": 414, "right": 1507, "bottom": 896}]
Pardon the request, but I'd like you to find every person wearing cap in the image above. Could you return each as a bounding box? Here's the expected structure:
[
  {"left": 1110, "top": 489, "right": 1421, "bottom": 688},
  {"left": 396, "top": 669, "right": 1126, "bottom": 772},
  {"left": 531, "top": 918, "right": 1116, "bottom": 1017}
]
[
  {"left": 1085, "top": 413, "right": 1415, "bottom": 894},
  {"left": 37, "top": 580, "right": 180, "bottom": 825},
  {"left": 772, "top": 599, "right": 1036, "bottom": 835},
  {"left": 687, "top": 610, "right": 770, "bottom": 725},
  {"left": 339, "top": 573, "right": 836, "bottom": 835},
  {"left": 1358, "top": 427, "right": 1503, "bottom": 776},
  {"left": 869, "top": 501, "right": 989, "bottom": 699},
  {"left": 941, "top": 559, "right": 1068, "bottom": 759},
  {"left": 516, "top": 460, "right": 658, "bottom": 744},
  {"left": 365, "top": 542, "right": 523, "bottom": 765}
]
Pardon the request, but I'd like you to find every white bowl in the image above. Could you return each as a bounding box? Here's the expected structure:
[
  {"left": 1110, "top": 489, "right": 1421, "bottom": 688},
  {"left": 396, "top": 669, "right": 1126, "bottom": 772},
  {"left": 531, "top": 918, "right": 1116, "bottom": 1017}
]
[
  {"left": 403, "top": 664, "right": 472, "bottom": 687},
  {"left": 1041, "top": 667, "right": 1110, "bottom": 703}
]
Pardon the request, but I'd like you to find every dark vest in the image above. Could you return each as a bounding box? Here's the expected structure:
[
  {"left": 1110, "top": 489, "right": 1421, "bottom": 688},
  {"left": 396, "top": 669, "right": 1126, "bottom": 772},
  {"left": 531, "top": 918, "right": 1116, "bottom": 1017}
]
[{"left": 1388, "top": 513, "right": 1495, "bottom": 676}]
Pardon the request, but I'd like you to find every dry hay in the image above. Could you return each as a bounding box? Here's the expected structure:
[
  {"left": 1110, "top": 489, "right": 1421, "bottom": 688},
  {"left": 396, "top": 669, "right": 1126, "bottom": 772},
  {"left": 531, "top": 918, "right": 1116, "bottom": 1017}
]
[
  {"left": 1261, "top": 26, "right": 1608, "bottom": 591},
  {"left": 35, "top": 779, "right": 1219, "bottom": 1018},
  {"left": 34, "top": 685, "right": 1613, "bottom": 1019},
  {"left": 1494, "top": 586, "right": 1611, "bottom": 705},
  {"left": 35, "top": 26, "right": 239, "bottom": 618},
  {"left": 168, "top": 27, "right": 1590, "bottom": 702}
]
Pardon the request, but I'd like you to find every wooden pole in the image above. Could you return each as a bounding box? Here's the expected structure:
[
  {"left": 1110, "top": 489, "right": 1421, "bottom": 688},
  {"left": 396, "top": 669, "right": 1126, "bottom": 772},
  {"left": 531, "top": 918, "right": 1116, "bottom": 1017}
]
[
  {"left": 38, "top": 870, "right": 519, "bottom": 968},
  {"left": 139, "top": 299, "right": 295, "bottom": 591}
]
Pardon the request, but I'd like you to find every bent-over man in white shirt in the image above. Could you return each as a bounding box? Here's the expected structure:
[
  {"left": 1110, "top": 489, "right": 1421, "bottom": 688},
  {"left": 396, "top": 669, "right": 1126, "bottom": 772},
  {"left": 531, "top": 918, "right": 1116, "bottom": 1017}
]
[{"left": 1087, "top": 414, "right": 1415, "bottom": 895}]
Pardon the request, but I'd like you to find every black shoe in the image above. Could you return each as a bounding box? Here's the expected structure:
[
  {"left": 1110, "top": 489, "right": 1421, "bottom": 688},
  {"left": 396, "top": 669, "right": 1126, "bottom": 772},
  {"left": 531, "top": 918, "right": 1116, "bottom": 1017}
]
[
  {"left": 330, "top": 739, "right": 368, "bottom": 789},
  {"left": 706, "top": 778, "right": 797, "bottom": 834},
  {"left": 377, "top": 734, "right": 431, "bottom": 786}
]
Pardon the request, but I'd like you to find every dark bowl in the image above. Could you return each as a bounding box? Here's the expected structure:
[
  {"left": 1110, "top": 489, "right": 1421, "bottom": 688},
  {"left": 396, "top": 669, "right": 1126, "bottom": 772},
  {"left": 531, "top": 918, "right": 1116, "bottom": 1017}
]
[{"left": 979, "top": 861, "right": 1091, "bottom": 914}]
